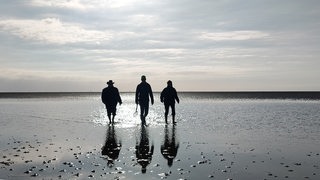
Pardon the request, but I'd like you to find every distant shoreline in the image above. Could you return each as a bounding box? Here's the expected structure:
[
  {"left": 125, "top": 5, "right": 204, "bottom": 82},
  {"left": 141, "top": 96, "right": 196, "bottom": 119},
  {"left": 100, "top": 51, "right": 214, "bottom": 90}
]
[{"left": 1, "top": 91, "right": 320, "bottom": 99}]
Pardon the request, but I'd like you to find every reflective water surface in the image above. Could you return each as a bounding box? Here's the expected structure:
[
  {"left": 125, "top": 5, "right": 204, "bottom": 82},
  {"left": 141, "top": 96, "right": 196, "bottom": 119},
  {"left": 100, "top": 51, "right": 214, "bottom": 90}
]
[{"left": 0, "top": 92, "right": 320, "bottom": 179}]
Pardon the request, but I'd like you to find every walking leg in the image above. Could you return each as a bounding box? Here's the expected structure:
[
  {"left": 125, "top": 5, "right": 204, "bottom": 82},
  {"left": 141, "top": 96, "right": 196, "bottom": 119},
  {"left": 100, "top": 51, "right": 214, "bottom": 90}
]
[
  {"left": 143, "top": 103, "right": 149, "bottom": 125},
  {"left": 112, "top": 114, "right": 115, "bottom": 124},
  {"left": 107, "top": 115, "right": 111, "bottom": 124},
  {"left": 172, "top": 104, "right": 176, "bottom": 124},
  {"left": 106, "top": 106, "right": 112, "bottom": 124},
  {"left": 164, "top": 104, "right": 169, "bottom": 124},
  {"left": 140, "top": 105, "right": 146, "bottom": 125},
  {"left": 111, "top": 106, "right": 116, "bottom": 124}
]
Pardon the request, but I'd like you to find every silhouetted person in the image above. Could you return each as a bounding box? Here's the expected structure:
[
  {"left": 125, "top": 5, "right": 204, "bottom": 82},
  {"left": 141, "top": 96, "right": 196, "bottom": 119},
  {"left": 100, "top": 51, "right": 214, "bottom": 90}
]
[
  {"left": 135, "top": 125, "right": 154, "bottom": 173},
  {"left": 101, "top": 124, "right": 121, "bottom": 167},
  {"left": 135, "top": 75, "right": 154, "bottom": 125},
  {"left": 101, "top": 80, "right": 122, "bottom": 124},
  {"left": 160, "top": 80, "right": 179, "bottom": 124},
  {"left": 161, "top": 124, "right": 179, "bottom": 167}
]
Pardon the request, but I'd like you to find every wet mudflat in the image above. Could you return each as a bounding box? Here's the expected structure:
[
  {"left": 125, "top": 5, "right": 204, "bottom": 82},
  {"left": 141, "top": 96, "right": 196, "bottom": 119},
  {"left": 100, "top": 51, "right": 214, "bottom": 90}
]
[
  {"left": 1, "top": 123, "right": 319, "bottom": 179},
  {"left": 1, "top": 93, "right": 320, "bottom": 179}
]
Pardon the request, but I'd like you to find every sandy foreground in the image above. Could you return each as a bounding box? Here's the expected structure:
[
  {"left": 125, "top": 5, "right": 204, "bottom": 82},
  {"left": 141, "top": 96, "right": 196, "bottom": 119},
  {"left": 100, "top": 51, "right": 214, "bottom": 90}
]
[{"left": 1, "top": 115, "right": 320, "bottom": 180}]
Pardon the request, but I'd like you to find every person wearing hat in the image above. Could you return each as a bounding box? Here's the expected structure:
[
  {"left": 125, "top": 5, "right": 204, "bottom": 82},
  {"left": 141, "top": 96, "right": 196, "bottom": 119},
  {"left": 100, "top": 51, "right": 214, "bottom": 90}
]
[
  {"left": 101, "top": 80, "right": 122, "bottom": 124},
  {"left": 135, "top": 75, "right": 154, "bottom": 125},
  {"left": 160, "top": 80, "right": 179, "bottom": 124}
]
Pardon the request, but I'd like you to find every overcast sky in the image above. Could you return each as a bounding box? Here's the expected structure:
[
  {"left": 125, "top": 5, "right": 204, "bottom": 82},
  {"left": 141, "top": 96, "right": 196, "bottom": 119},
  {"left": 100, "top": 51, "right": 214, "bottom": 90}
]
[{"left": 1, "top": 0, "right": 320, "bottom": 92}]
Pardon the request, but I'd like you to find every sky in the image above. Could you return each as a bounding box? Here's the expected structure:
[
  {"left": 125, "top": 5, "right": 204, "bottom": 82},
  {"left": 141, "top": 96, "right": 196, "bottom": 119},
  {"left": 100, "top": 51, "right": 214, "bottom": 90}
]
[{"left": 1, "top": 0, "right": 320, "bottom": 92}]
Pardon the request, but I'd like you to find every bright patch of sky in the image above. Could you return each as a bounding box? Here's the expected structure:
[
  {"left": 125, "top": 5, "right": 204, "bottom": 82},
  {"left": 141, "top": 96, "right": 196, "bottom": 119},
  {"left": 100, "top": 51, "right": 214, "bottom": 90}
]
[{"left": 1, "top": 0, "right": 320, "bottom": 91}]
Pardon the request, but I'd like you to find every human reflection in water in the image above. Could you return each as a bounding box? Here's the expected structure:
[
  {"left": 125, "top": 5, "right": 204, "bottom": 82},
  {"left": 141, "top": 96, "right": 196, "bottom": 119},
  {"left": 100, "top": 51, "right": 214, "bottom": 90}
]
[
  {"left": 101, "top": 124, "right": 121, "bottom": 167},
  {"left": 135, "top": 125, "right": 154, "bottom": 173},
  {"left": 161, "top": 124, "right": 179, "bottom": 167}
]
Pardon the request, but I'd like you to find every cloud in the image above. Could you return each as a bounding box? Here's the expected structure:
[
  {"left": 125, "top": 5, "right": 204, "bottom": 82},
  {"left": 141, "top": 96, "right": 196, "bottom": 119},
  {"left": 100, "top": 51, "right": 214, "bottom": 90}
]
[
  {"left": 0, "top": 66, "right": 95, "bottom": 81},
  {"left": 0, "top": 18, "right": 112, "bottom": 44},
  {"left": 30, "top": 0, "right": 156, "bottom": 10},
  {"left": 1, "top": 0, "right": 320, "bottom": 91},
  {"left": 30, "top": 0, "right": 89, "bottom": 10},
  {"left": 198, "top": 31, "right": 269, "bottom": 41}
]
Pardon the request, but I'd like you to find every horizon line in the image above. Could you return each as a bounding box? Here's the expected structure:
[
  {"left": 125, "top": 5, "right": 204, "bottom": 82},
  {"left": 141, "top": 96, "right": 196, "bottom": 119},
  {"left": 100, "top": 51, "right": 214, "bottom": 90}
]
[{"left": 1, "top": 91, "right": 320, "bottom": 93}]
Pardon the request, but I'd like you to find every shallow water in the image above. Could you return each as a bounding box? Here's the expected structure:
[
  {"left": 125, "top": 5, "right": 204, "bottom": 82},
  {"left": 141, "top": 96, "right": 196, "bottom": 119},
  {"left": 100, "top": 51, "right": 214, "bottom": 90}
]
[{"left": 1, "top": 93, "right": 320, "bottom": 179}]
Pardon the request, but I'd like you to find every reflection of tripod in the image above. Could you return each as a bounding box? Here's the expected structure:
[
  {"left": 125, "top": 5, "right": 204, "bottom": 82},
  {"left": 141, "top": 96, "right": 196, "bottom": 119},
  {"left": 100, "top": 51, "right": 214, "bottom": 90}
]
[
  {"left": 161, "top": 124, "right": 179, "bottom": 167},
  {"left": 101, "top": 124, "right": 121, "bottom": 167},
  {"left": 135, "top": 125, "right": 154, "bottom": 173}
]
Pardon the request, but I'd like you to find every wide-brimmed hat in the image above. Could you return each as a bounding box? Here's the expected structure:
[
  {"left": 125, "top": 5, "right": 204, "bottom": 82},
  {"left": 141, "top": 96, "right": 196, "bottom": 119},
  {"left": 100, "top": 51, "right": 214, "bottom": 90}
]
[{"left": 106, "top": 80, "right": 114, "bottom": 85}]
